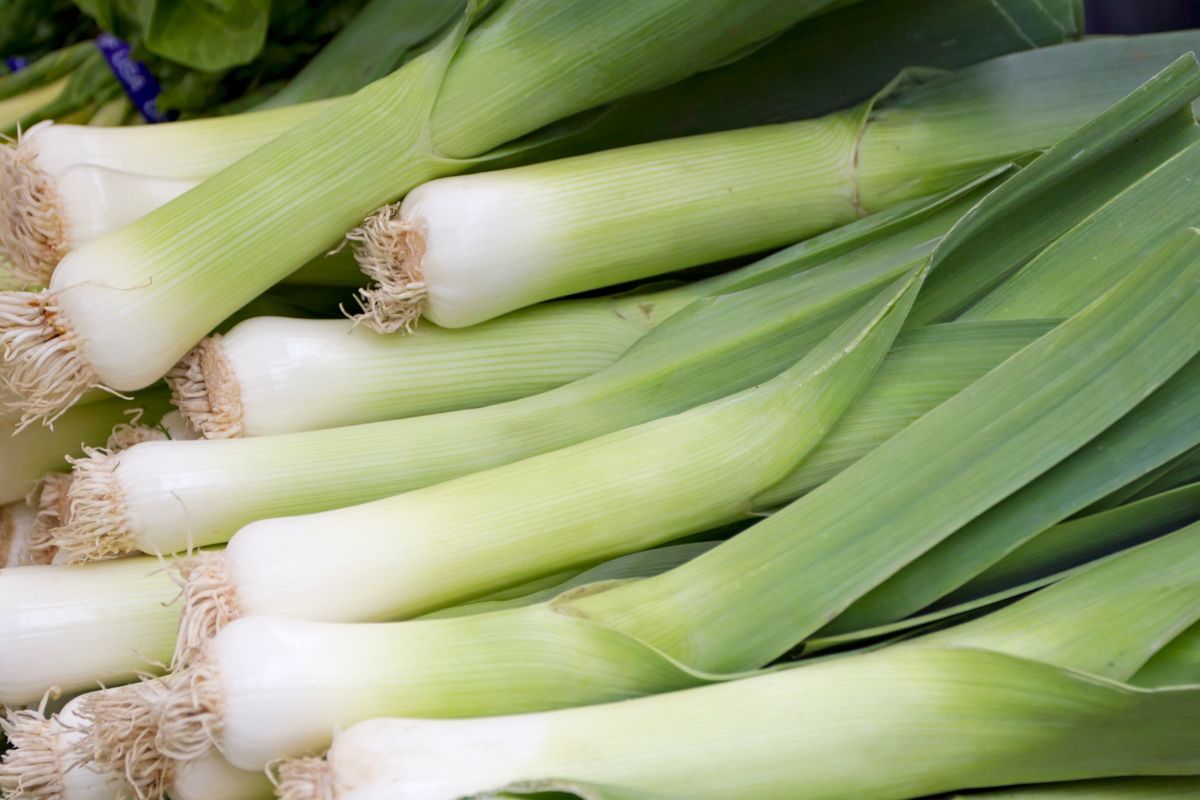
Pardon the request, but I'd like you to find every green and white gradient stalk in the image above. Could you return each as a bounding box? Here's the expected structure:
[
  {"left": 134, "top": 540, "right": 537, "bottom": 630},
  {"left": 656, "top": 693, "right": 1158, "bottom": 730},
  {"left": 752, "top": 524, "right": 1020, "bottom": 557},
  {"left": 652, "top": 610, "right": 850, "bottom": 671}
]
[
  {"left": 293, "top": 649, "right": 1200, "bottom": 800},
  {"left": 353, "top": 114, "right": 865, "bottom": 330},
  {"left": 169, "top": 285, "right": 701, "bottom": 439}
]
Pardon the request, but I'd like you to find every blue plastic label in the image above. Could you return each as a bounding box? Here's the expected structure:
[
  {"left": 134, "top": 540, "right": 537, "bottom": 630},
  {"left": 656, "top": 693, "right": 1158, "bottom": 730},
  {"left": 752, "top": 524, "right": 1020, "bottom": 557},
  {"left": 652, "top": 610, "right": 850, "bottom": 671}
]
[
  {"left": 95, "top": 33, "right": 176, "bottom": 123},
  {"left": 4, "top": 56, "right": 29, "bottom": 72}
]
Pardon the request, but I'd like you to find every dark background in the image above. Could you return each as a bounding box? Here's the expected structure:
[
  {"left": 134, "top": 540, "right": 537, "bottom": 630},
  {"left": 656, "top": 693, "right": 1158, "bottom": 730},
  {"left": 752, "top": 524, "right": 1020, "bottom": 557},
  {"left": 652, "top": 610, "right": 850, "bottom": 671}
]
[{"left": 1086, "top": 0, "right": 1200, "bottom": 32}]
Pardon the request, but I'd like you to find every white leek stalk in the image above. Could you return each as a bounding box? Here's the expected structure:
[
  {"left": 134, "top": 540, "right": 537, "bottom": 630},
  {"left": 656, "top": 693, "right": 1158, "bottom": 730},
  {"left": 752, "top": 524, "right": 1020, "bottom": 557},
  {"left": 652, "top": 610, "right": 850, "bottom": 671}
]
[
  {"left": 0, "top": 690, "right": 270, "bottom": 800},
  {"left": 0, "top": 0, "right": 834, "bottom": 427},
  {"left": 0, "top": 499, "right": 37, "bottom": 566},
  {"left": 0, "top": 556, "right": 178, "bottom": 706},
  {"left": 281, "top": 647, "right": 1200, "bottom": 800},
  {"left": 170, "top": 286, "right": 700, "bottom": 438},
  {"left": 346, "top": 33, "right": 1200, "bottom": 332},
  {"left": 57, "top": 167, "right": 195, "bottom": 251},
  {"left": 172, "top": 273, "right": 916, "bottom": 657}
]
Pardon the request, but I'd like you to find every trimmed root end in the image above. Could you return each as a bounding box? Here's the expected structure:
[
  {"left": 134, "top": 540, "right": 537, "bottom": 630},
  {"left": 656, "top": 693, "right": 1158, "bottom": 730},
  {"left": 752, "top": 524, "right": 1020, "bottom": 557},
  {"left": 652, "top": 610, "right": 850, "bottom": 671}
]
[
  {"left": 276, "top": 756, "right": 335, "bottom": 800},
  {"left": 173, "top": 552, "right": 240, "bottom": 670},
  {"left": 166, "top": 335, "right": 244, "bottom": 439},
  {"left": 346, "top": 201, "right": 428, "bottom": 334},
  {"left": 75, "top": 682, "right": 177, "bottom": 800},
  {"left": 0, "top": 131, "right": 65, "bottom": 286},
  {"left": 0, "top": 290, "right": 98, "bottom": 430},
  {"left": 51, "top": 446, "right": 138, "bottom": 563},
  {"left": 152, "top": 660, "right": 223, "bottom": 765},
  {"left": 0, "top": 708, "right": 66, "bottom": 799},
  {"left": 26, "top": 471, "right": 72, "bottom": 563}
]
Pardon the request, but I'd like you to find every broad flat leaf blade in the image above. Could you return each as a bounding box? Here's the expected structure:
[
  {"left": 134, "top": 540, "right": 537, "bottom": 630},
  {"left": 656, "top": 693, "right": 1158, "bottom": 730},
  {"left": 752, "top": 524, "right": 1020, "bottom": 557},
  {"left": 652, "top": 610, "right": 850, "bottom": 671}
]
[
  {"left": 907, "top": 53, "right": 1200, "bottom": 324},
  {"left": 913, "top": 519, "right": 1200, "bottom": 680},
  {"left": 828, "top": 352, "right": 1200, "bottom": 632},
  {"left": 944, "top": 481, "right": 1200, "bottom": 604}
]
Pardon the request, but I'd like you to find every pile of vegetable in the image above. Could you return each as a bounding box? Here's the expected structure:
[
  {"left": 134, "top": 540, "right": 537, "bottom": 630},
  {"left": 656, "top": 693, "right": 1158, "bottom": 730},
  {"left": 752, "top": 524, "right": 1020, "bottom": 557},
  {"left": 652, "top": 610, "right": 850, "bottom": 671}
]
[{"left": 1, "top": 1, "right": 1199, "bottom": 799}]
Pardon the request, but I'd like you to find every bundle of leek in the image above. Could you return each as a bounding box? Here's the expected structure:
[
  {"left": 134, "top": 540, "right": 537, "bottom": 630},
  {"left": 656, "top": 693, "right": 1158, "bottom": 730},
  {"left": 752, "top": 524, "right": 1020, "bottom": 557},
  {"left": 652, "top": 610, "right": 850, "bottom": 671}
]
[
  {"left": 269, "top": 513, "right": 1200, "bottom": 799},
  {"left": 54, "top": 51, "right": 1200, "bottom": 562},
  {"left": 77, "top": 147, "right": 1200, "bottom": 790},
  {"left": 0, "top": 0, "right": 854, "bottom": 427},
  {"left": 76, "top": 214, "right": 1200, "bottom": 790}
]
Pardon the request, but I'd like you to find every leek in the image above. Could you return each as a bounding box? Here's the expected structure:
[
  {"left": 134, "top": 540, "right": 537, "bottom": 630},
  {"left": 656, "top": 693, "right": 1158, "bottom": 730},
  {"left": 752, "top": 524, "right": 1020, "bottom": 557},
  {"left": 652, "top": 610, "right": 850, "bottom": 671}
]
[
  {"left": 168, "top": 285, "right": 701, "bottom": 439},
  {"left": 0, "top": 0, "right": 1069, "bottom": 290},
  {"left": 52, "top": 179, "right": 986, "bottom": 561},
  {"left": 0, "top": 0, "right": 853, "bottom": 427},
  {"left": 137, "top": 485, "right": 1200, "bottom": 779},
  {"left": 0, "top": 556, "right": 178, "bottom": 706},
  {"left": 0, "top": 696, "right": 126, "bottom": 800},
  {"left": 0, "top": 101, "right": 332, "bottom": 284},
  {"left": 170, "top": 270, "right": 916, "bottom": 660},
  {"left": 350, "top": 117, "right": 896, "bottom": 331}
]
